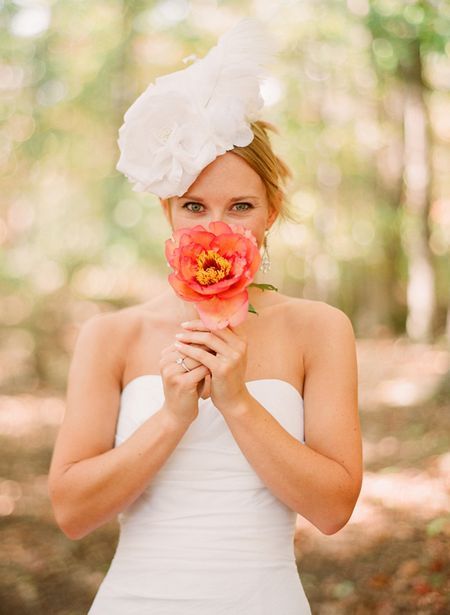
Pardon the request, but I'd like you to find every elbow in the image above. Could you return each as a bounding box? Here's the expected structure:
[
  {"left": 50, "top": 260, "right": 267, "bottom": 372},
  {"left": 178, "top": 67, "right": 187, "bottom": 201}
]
[
  {"left": 48, "top": 483, "right": 90, "bottom": 541},
  {"left": 58, "top": 515, "right": 89, "bottom": 541},
  {"left": 304, "top": 506, "right": 354, "bottom": 536},
  {"left": 318, "top": 510, "right": 352, "bottom": 535},
  {"left": 319, "top": 515, "right": 350, "bottom": 536},
  {"left": 59, "top": 523, "right": 86, "bottom": 541},
  {"left": 51, "top": 501, "right": 88, "bottom": 541},
  {"left": 53, "top": 507, "right": 92, "bottom": 541},
  {"left": 317, "top": 490, "right": 361, "bottom": 536}
]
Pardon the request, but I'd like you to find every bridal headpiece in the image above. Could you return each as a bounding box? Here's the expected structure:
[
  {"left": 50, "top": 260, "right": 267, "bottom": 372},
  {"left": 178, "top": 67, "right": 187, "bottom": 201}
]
[{"left": 115, "top": 17, "right": 277, "bottom": 198}]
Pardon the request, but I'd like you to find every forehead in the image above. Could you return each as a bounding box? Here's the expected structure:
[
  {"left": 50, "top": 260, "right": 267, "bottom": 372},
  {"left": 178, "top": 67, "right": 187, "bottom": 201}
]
[{"left": 178, "top": 152, "right": 264, "bottom": 200}]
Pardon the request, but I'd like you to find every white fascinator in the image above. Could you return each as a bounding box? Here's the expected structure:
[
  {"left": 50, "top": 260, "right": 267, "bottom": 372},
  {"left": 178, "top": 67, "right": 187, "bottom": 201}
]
[{"left": 115, "top": 17, "right": 277, "bottom": 199}]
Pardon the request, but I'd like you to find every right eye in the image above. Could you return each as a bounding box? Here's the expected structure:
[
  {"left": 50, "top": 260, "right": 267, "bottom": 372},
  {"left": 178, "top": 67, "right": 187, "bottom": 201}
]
[{"left": 182, "top": 202, "right": 204, "bottom": 213}]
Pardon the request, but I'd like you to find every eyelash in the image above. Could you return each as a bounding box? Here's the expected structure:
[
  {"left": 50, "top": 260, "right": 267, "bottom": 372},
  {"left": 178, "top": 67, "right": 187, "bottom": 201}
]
[{"left": 182, "top": 202, "right": 254, "bottom": 213}]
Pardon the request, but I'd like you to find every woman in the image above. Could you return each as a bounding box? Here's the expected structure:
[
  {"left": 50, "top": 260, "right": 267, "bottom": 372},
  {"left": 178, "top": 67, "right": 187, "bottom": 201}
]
[{"left": 48, "top": 18, "right": 362, "bottom": 614}]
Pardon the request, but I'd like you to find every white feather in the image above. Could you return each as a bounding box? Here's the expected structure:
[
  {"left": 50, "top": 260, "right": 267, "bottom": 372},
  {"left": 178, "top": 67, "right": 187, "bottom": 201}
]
[{"left": 188, "top": 17, "right": 277, "bottom": 115}]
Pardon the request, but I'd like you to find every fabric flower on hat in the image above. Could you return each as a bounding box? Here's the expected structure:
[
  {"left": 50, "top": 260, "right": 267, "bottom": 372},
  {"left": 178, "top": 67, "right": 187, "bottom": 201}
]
[
  {"left": 117, "top": 91, "right": 217, "bottom": 198},
  {"left": 115, "top": 17, "right": 276, "bottom": 198},
  {"left": 165, "top": 221, "right": 277, "bottom": 330}
]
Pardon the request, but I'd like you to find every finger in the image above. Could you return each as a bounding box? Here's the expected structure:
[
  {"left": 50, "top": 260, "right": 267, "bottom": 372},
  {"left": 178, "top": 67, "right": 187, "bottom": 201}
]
[
  {"left": 181, "top": 318, "right": 231, "bottom": 332},
  {"left": 209, "top": 324, "right": 247, "bottom": 346},
  {"left": 161, "top": 343, "right": 205, "bottom": 362},
  {"left": 174, "top": 341, "right": 217, "bottom": 372},
  {"left": 183, "top": 363, "right": 211, "bottom": 385},
  {"left": 180, "top": 319, "right": 216, "bottom": 332},
  {"left": 160, "top": 342, "right": 190, "bottom": 359},
  {"left": 161, "top": 349, "right": 203, "bottom": 372},
  {"left": 175, "top": 331, "right": 229, "bottom": 356},
  {"left": 182, "top": 319, "right": 246, "bottom": 347},
  {"left": 166, "top": 341, "right": 212, "bottom": 353},
  {"left": 163, "top": 359, "right": 211, "bottom": 380},
  {"left": 164, "top": 364, "right": 211, "bottom": 386}
]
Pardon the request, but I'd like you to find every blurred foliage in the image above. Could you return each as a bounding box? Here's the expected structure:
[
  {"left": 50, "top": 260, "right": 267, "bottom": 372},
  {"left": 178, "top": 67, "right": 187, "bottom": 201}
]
[
  {"left": 0, "top": 0, "right": 449, "bottom": 392},
  {"left": 1, "top": 4, "right": 450, "bottom": 613}
]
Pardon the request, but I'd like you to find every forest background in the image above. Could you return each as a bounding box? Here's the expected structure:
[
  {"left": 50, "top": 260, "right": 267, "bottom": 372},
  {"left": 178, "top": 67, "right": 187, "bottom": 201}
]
[{"left": 1, "top": 0, "right": 449, "bottom": 613}]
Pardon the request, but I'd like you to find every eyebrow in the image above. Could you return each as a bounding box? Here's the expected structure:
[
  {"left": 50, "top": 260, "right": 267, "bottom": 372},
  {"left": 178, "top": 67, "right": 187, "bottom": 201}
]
[{"left": 180, "top": 194, "right": 260, "bottom": 202}]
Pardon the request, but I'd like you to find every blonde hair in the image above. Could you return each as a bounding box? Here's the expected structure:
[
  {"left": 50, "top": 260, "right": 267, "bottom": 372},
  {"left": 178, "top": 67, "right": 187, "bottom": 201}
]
[{"left": 231, "top": 119, "right": 299, "bottom": 225}]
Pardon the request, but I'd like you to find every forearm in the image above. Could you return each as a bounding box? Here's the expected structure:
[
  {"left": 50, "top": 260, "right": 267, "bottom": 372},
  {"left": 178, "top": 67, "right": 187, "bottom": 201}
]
[
  {"left": 50, "top": 409, "right": 190, "bottom": 540},
  {"left": 222, "top": 391, "right": 359, "bottom": 535}
]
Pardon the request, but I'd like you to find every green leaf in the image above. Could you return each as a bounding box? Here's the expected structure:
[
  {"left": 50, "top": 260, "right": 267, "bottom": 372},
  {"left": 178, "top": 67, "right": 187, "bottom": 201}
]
[
  {"left": 430, "top": 573, "right": 444, "bottom": 588},
  {"left": 332, "top": 580, "right": 355, "bottom": 599},
  {"left": 248, "top": 282, "right": 279, "bottom": 292},
  {"left": 426, "top": 517, "right": 446, "bottom": 536},
  {"left": 248, "top": 303, "right": 259, "bottom": 315}
]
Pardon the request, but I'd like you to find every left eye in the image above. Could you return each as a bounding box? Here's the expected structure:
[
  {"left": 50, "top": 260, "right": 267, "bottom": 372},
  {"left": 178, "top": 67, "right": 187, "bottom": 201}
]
[
  {"left": 182, "top": 202, "right": 253, "bottom": 212},
  {"left": 234, "top": 203, "right": 253, "bottom": 211}
]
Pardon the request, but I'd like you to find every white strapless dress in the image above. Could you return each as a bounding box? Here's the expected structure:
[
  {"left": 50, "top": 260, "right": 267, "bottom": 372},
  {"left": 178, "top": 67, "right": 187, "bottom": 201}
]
[{"left": 88, "top": 375, "right": 311, "bottom": 614}]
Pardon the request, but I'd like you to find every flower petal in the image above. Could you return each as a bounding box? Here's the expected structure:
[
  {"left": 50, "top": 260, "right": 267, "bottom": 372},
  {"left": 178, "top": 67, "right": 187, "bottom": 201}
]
[
  {"left": 228, "top": 294, "right": 251, "bottom": 327},
  {"left": 213, "top": 233, "right": 248, "bottom": 258},
  {"left": 168, "top": 273, "right": 201, "bottom": 301},
  {"left": 245, "top": 243, "right": 262, "bottom": 279},
  {"left": 195, "top": 291, "right": 248, "bottom": 330},
  {"left": 207, "top": 221, "right": 234, "bottom": 236},
  {"left": 181, "top": 230, "right": 216, "bottom": 250},
  {"left": 215, "top": 272, "right": 251, "bottom": 299}
]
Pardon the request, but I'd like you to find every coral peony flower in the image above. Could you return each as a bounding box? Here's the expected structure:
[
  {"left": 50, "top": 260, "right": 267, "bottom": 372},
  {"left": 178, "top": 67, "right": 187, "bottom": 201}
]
[{"left": 165, "top": 221, "right": 275, "bottom": 329}]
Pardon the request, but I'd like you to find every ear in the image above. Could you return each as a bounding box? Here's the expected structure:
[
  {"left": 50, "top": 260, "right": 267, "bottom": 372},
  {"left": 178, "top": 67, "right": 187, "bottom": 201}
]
[{"left": 266, "top": 193, "right": 280, "bottom": 230}]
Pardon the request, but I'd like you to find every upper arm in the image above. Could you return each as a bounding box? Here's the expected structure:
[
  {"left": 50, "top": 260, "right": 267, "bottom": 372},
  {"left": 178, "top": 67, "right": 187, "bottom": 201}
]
[
  {"left": 302, "top": 302, "right": 362, "bottom": 495},
  {"left": 48, "top": 312, "right": 129, "bottom": 490}
]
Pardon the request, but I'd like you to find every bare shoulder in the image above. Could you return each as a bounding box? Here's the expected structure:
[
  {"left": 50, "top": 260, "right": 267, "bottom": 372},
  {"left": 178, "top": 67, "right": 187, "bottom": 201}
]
[
  {"left": 280, "top": 296, "right": 355, "bottom": 356},
  {"left": 73, "top": 303, "right": 154, "bottom": 383},
  {"left": 76, "top": 306, "right": 137, "bottom": 357},
  {"left": 63, "top": 309, "right": 130, "bottom": 410},
  {"left": 283, "top": 295, "right": 354, "bottom": 331}
]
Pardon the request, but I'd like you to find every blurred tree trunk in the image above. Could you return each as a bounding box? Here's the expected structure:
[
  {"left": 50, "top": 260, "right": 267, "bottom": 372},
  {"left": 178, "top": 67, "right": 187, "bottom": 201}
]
[
  {"left": 375, "top": 86, "right": 405, "bottom": 334},
  {"left": 401, "top": 42, "right": 436, "bottom": 342}
]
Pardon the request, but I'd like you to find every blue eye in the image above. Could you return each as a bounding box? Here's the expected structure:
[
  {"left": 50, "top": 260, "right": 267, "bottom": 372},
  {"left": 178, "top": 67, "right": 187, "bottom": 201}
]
[
  {"left": 182, "top": 202, "right": 253, "bottom": 213},
  {"left": 182, "top": 202, "right": 203, "bottom": 212},
  {"left": 234, "top": 202, "right": 253, "bottom": 211}
]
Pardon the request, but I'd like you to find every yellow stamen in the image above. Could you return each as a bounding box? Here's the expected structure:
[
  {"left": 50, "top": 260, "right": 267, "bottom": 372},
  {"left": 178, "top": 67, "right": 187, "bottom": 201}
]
[{"left": 195, "top": 250, "right": 231, "bottom": 285}]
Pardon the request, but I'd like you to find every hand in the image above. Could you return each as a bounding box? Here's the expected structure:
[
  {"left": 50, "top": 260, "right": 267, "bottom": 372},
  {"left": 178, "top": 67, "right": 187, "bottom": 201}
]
[
  {"left": 174, "top": 319, "right": 249, "bottom": 413},
  {"left": 170, "top": 334, "right": 214, "bottom": 399},
  {"left": 159, "top": 342, "right": 211, "bottom": 428}
]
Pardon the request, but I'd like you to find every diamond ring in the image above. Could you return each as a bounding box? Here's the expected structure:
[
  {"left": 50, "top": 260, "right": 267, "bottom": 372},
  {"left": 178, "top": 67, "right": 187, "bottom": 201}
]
[{"left": 175, "top": 356, "right": 191, "bottom": 372}]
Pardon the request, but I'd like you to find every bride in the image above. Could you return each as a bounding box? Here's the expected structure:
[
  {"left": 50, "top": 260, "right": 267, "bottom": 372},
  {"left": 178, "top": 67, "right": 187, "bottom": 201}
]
[{"left": 48, "top": 18, "right": 362, "bottom": 614}]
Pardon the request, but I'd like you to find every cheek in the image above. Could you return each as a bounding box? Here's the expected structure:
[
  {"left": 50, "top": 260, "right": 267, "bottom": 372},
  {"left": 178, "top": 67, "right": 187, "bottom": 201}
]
[
  {"left": 173, "top": 221, "right": 199, "bottom": 232},
  {"left": 247, "top": 224, "right": 265, "bottom": 249}
]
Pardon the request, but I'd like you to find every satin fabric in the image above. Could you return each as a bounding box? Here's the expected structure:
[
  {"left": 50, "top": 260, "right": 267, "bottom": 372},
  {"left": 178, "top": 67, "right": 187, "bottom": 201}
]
[{"left": 88, "top": 376, "right": 311, "bottom": 614}]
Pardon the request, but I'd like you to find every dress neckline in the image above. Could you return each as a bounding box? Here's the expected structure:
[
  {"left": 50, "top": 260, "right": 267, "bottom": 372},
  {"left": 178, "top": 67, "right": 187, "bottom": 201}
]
[{"left": 121, "top": 374, "right": 304, "bottom": 403}]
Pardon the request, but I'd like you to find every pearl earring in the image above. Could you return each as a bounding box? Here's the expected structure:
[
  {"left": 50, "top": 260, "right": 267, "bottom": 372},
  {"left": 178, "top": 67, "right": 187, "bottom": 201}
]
[{"left": 260, "top": 229, "right": 271, "bottom": 273}]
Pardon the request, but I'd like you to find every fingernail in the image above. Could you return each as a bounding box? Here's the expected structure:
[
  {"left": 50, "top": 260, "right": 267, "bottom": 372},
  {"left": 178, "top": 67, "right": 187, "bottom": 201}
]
[
  {"left": 174, "top": 341, "right": 182, "bottom": 347},
  {"left": 180, "top": 321, "right": 191, "bottom": 327}
]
